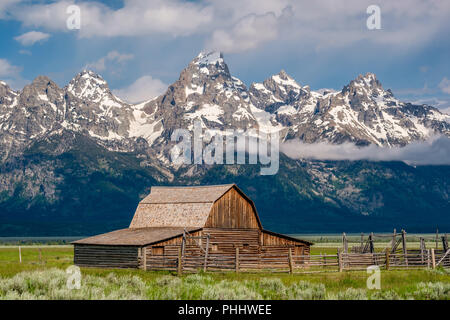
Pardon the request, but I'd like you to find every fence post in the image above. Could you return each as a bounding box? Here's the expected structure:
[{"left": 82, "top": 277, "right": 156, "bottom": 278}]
[
  {"left": 177, "top": 246, "right": 183, "bottom": 275},
  {"left": 288, "top": 248, "right": 293, "bottom": 274},
  {"left": 203, "top": 234, "right": 210, "bottom": 272},
  {"left": 401, "top": 229, "right": 408, "bottom": 267},
  {"left": 431, "top": 248, "right": 436, "bottom": 269},
  {"left": 337, "top": 249, "right": 343, "bottom": 272},
  {"left": 19, "top": 246, "right": 22, "bottom": 263},
  {"left": 385, "top": 248, "right": 390, "bottom": 270},
  {"left": 443, "top": 234, "right": 449, "bottom": 252},
  {"left": 235, "top": 247, "right": 239, "bottom": 273},
  {"left": 427, "top": 249, "right": 431, "bottom": 269}
]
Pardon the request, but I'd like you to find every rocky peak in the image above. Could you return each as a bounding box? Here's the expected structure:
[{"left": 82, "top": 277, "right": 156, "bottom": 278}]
[
  {"left": 66, "top": 70, "right": 111, "bottom": 103},
  {"left": 344, "top": 73, "right": 385, "bottom": 96},
  {"left": 0, "top": 81, "right": 17, "bottom": 105},
  {"left": 249, "top": 70, "right": 304, "bottom": 112},
  {"left": 20, "top": 76, "right": 63, "bottom": 105}
]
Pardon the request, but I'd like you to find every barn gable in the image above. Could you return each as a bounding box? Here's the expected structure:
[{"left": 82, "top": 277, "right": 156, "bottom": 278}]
[
  {"left": 129, "top": 184, "right": 262, "bottom": 229},
  {"left": 204, "top": 186, "right": 262, "bottom": 229}
]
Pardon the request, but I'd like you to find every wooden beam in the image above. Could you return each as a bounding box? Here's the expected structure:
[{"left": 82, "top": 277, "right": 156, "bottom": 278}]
[
  {"left": 436, "top": 249, "right": 450, "bottom": 267},
  {"left": 203, "top": 234, "right": 210, "bottom": 272},
  {"left": 235, "top": 247, "right": 240, "bottom": 273},
  {"left": 401, "top": 229, "right": 408, "bottom": 266},
  {"left": 369, "top": 233, "right": 374, "bottom": 253},
  {"left": 431, "top": 248, "right": 436, "bottom": 269},
  {"left": 337, "top": 249, "right": 343, "bottom": 272},
  {"left": 385, "top": 248, "right": 390, "bottom": 270},
  {"left": 288, "top": 248, "right": 293, "bottom": 274},
  {"left": 143, "top": 247, "right": 147, "bottom": 271},
  {"left": 342, "top": 232, "right": 348, "bottom": 253},
  {"left": 442, "top": 234, "right": 449, "bottom": 252},
  {"left": 177, "top": 246, "right": 183, "bottom": 275}
]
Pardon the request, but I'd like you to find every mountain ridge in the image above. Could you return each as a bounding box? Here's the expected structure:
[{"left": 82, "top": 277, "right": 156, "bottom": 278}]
[{"left": 0, "top": 51, "right": 449, "bottom": 235}]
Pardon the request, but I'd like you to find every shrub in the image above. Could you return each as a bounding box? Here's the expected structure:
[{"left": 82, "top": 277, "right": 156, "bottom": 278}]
[
  {"left": 331, "top": 288, "right": 368, "bottom": 300},
  {"left": 0, "top": 269, "right": 147, "bottom": 300},
  {"left": 288, "top": 281, "right": 326, "bottom": 300},
  {"left": 413, "top": 282, "right": 450, "bottom": 300}
]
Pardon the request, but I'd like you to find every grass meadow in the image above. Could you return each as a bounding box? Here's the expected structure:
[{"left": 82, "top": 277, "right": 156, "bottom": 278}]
[{"left": 0, "top": 244, "right": 448, "bottom": 300}]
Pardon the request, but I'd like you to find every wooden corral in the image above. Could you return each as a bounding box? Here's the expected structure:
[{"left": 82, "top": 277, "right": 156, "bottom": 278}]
[{"left": 73, "top": 184, "right": 312, "bottom": 272}]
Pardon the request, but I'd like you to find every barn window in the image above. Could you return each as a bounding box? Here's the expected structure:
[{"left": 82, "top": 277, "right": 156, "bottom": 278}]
[
  {"left": 243, "top": 243, "right": 249, "bottom": 248},
  {"left": 211, "top": 244, "right": 218, "bottom": 252},
  {"left": 152, "top": 246, "right": 164, "bottom": 255}
]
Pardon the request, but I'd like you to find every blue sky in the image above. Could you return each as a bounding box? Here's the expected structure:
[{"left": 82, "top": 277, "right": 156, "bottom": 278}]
[{"left": 0, "top": 0, "right": 450, "bottom": 112}]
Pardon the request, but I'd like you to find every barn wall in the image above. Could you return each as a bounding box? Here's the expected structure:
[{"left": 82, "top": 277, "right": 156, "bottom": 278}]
[
  {"left": 204, "top": 188, "right": 259, "bottom": 229},
  {"left": 143, "top": 229, "right": 261, "bottom": 258},
  {"left": 74, "top": 244, "right": 140, "bottom": 268},
  {"left": 261, "top": 231, "right": 310, "bottom": 256}
]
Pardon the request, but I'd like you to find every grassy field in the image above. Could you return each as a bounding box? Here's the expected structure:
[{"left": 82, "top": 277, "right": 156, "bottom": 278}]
[{"left": 0, "top": 245, "right": 448, "bottom": 300}]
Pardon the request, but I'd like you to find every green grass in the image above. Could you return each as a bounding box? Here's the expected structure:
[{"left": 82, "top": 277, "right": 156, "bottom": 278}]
[{"left": 0, "top": 246, "right": 449, "bottom": 300}]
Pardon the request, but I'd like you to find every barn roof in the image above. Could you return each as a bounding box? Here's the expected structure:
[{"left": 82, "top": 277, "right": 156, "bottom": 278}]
[
  {"left": 72, "top": 227, "right": 200, "bottom": 246},
  {"left": 129, "top": 184, "right": 264, "bottom": 229},
  {"left": 140, "top": 184, "right": 235, "bottom": 204}
]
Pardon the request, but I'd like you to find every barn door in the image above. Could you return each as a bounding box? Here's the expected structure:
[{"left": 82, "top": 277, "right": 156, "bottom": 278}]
[{"left": 181, "top": 229, "right": 210, "bottom": 272}]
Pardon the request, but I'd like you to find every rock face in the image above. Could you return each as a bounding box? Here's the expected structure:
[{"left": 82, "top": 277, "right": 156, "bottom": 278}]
[
  {"left": 250, "top": 72, "right": 450, "bottom": 146},
  {"left": 1, "top": 51, "right": 449, "bottom": 161},
  {"left": 0, "top": 51, "right": 449, "bottom": 235}
]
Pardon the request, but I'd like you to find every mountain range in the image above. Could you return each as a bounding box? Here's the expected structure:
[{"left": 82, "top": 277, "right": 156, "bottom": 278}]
[{"left": 0, "top": 51, "right": 449, "bottom": 236}]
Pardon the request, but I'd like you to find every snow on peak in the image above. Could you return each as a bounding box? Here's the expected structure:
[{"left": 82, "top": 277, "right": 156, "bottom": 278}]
[
  {"left": 271, "top": 70, "right": 301, "bottom": 89},
  {"left": 353, "top": 72, "right": 379, "bottom": 87},
  {"left": 195, "top": 51, "right": 224, "bottom": 66},
  {"left": 67, "top": 70, "right": 110, "bottom": 102}
]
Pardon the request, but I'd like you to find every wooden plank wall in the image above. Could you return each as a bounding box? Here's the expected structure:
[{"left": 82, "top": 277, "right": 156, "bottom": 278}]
[
  {"left": 74, "top": 245, "right": 139, "bottom": 268},
  {"left": 204, "top": 188, "right": 259, "bottom": 229},
  {"left": 262, "top": 231, "right": 310, "bottom": 256}
]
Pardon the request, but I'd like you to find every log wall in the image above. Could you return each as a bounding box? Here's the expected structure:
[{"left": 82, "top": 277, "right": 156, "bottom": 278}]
[{"left": 74, "top": 244, "right": 139, "bottom": 269}]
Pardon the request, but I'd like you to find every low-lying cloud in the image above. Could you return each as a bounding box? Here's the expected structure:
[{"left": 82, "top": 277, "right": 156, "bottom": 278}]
[
  {"left": 113, "top": 75, "right": 167, "bottom": 104},
  {"left": 280, "top": 136, "right": 450, "bottom": 165}
]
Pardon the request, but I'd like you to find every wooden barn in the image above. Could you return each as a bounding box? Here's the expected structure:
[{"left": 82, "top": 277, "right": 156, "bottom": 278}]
[{"left": 73, "top": 184, "right": 311, "bottom": 271}]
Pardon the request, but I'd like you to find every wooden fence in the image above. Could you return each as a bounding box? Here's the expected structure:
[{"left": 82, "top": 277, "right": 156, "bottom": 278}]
[{"left": 143, "top": 248, "right": 450, "bottom": 274}]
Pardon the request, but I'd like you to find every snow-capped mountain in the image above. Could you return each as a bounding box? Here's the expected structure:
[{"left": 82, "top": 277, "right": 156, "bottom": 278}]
[
  {"left": 250, "top": 71, "right": 449, "bottom": 146},
  {"left": 1, "top": 51, "right": 450, "bottom": 235},
  {"left": 0, "top": 50, "right": 449, "bottom": 163}
]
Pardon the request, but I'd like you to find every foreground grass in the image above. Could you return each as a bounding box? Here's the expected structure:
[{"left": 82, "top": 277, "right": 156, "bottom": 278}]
[
  {"left": 0, "top": 268, "right": 449, "bottom": 300},
  {"left": 0, "top": 247, "right": 449, "bottom": 300}
]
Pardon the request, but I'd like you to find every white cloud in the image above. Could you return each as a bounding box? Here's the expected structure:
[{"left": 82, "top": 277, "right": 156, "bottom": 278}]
[
  {"left": 10, "top": 0, "right": 213, "bottom": 38},
  {"left": 0, "top": 58, "right": 21, "bottom": 78},
  {"left": 14, "top": 31, "right": 50, "bottom": 46},
  {"left": 281, "top": 136, "right": 450, "bottom": 166},
  {"left": 113, "top": 75, "right": 168, "bottom": 103},
  {"left": 4, "top": 0, "right": 450, "bottom": 53},
  {"left": 439, "top": 77, "right": 450, "bottom": 94},
  {"left": 85, "top": 51, "right": 134, "bottom": 72},
  {"left": 206, "top": 8, "right": 292, "bottom": 53},
  {"left": 0, "top": 58, "right": 29, "bottom": 90}
]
